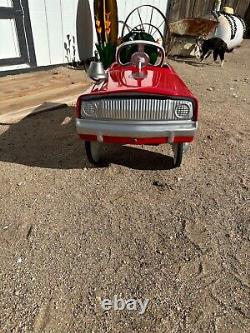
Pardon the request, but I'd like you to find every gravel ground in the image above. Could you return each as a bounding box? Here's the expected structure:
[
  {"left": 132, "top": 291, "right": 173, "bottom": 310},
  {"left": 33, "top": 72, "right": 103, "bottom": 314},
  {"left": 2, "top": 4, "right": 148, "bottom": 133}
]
[{"left": 0, "top": 41, "right": 249, "bottom": 333}]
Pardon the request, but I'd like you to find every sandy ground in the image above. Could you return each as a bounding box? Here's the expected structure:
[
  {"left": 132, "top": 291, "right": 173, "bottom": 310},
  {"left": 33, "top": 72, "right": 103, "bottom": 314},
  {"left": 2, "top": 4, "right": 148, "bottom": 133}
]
[{"left": 0, "top": 41, "right": 249, "bottom": 333}]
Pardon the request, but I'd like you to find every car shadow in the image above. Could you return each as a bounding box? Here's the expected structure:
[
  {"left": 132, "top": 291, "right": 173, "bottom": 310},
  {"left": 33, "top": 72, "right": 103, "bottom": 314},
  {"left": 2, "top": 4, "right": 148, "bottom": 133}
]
[
  {"left": 0, "top": 106, "right": 174, "bottom": 170},
  {"left": 0, "top": 107, "right": 86, "bottom": 169},
  {"left": 104, "top": 145, "right": 173, "bottom": 170}
]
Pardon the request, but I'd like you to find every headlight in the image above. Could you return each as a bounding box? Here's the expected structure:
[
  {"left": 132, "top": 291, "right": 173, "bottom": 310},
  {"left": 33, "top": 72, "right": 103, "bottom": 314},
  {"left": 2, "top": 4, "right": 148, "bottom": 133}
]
[
  {"left": 174, "top": 101, "right": 193, "bottom": 119},
  {"left": 81, "top": 101, "right": 97, "bottom": 119}
]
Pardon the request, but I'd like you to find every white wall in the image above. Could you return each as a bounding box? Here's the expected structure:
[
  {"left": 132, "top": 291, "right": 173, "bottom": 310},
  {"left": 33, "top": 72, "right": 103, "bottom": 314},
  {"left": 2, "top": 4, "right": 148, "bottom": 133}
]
[
  {"left": 29, "top": 0, "right": 169, "bottom": 67},
  {"left": 28, "top": 0, "right": 80, "bottom": 66},
  {"left": 0, "top": 0, "right": 170, "bottom": 71},
  {"left": 117, "top": 0, "right": 169, "bottom": 38}
]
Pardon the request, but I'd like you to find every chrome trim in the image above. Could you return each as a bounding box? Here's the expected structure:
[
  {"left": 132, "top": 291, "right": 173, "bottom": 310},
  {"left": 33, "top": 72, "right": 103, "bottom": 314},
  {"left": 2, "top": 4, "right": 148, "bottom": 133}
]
[
  {"left": 81, "top": 99, "right": 193, "bottom": 121},
  {"left": 76, "top": 119, "right": 198, "bottom": 138}
]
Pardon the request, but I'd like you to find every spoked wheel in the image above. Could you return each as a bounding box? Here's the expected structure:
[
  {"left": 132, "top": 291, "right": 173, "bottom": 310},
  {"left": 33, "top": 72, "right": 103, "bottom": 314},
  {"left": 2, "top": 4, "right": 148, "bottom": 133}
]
[
  {"left": 85, "top": 141, "right": 103, "bottom": 166},
  {"left": 172, "top": 143, "right": 184, "bottom": 168},
  {"left": 121, "top": 5, "right": 170, "bottom": 49}
]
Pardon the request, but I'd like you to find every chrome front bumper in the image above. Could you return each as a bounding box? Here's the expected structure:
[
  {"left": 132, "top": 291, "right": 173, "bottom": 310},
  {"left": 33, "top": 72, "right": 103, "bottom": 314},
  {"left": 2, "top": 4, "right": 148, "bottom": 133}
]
[{"left": 76, "top": 119, "right": 198, "bottom": 142}]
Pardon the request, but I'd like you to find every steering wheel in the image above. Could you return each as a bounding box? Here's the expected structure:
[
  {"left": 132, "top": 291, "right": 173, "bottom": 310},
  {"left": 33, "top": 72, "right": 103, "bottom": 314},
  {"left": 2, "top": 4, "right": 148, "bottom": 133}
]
[
  {"left": 116, "top": 40, "right": 165, "bottom": 67},
  {"left": 121, "top": 5, "right": 170, "bottom": 48}
]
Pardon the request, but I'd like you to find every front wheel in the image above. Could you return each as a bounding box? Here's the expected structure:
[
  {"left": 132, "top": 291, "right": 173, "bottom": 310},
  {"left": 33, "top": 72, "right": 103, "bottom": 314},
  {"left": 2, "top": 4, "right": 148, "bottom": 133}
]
[
  {"left": 85, "top": 141, "right": 103, "bottom": 165},
  {"left": 172, "top": 143, "right": 184, "bottom": 168}
]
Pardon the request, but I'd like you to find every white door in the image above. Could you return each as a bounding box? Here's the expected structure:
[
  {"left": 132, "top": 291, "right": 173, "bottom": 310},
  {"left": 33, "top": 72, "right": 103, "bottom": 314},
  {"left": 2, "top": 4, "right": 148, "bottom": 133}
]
[{"left": 0, "top": 0, "right": 36, "bottom": 68}]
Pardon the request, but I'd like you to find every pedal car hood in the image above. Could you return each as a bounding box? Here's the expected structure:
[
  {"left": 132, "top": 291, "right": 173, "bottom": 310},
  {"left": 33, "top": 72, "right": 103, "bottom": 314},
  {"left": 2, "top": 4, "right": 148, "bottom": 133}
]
[{"left": 83, "top": 63, "right": 195, "bottom": 100}]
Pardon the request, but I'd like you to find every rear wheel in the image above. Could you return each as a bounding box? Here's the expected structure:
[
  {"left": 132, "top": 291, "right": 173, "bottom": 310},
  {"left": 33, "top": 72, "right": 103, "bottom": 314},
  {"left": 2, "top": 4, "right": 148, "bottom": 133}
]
[
  {"left": 172, "top": 143, "right": 184, "bottom": 168},
  {"left": 85, "top": 141, "right": 103, "bottom": 165}
]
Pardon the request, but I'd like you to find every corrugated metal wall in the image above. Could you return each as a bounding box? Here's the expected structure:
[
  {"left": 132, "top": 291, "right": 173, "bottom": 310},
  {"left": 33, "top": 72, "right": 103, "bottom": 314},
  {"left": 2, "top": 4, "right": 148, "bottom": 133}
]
[{"left": 169, "top": 0, "right": 250, "bottom": 22}]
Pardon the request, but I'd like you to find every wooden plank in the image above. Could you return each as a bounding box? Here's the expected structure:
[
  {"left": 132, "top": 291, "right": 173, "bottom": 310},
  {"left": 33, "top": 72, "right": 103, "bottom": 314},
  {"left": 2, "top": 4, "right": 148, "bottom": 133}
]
[
  {"left": 169, "top": 0, "right": 182, "bottom": 22},
  {"left": 245, "top": 3, "right": 250, "bottom": 36},
  {"left": 0, "top": 102, "right": 67, "bottom": 124},
  {"left": 169, "top": 0, "right": 250, "bottom": 21},
  {"left": 235, "top": 0, "right": 250, "bottom": 17}
]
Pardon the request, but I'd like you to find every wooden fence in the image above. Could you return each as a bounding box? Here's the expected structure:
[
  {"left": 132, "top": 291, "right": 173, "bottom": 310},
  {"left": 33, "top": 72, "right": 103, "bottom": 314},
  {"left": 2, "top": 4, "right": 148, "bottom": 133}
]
[
  {"left": 245, "top": 3, "right": 250, "bottom": 36},
  {"left": 169, "top": 0, "right": 250, "bottom": 22}
]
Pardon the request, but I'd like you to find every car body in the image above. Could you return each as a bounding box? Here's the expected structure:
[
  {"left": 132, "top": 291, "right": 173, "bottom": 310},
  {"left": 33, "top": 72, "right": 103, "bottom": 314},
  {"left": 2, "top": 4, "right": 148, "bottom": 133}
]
[{"left": 76, "top": 40, "right": 199, "bottom": 167}]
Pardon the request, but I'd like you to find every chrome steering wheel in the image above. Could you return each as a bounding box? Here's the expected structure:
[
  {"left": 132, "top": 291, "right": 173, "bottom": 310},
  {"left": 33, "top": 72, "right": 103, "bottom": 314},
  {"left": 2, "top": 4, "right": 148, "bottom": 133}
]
[{"left": 116, "top": 40, "right": 165, "bottom": 67}]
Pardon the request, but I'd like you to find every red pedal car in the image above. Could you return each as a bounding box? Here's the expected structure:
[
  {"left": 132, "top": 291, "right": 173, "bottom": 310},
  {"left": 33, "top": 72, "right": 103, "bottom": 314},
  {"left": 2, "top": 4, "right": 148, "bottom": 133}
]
[{"left": 76, "top": 38, "right": 198, "bottom": 168}]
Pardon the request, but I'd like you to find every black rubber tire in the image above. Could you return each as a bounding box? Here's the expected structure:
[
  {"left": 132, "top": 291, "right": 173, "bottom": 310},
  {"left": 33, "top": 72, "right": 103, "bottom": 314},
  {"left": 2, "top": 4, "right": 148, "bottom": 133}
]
[
  {"left": 85, "top": 141, "right": 102, "bottom": 165},
  {"left": 173, "top": 143, "right": 184, "bottom": 168}
]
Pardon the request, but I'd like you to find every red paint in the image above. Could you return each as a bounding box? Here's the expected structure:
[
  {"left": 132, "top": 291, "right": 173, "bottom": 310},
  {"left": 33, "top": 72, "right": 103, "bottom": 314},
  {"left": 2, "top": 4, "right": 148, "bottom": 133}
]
[
  {"left": 173, "top": 136, "right": 194, "bottom": 143},
  {"left": 77, "top": 64, "right": 199, "bottom": 121},
  {"left": 103, "top": 136, "right": 169, "bottom": 144},
  {"left": 75, "top": 96, "right": 81, "bottom": 118},
  {"left": 79, "top": 134, "right": 97, "bottom": 141},
  {"left": 79, "top": 134, "right": 194, "bottom": 145}
]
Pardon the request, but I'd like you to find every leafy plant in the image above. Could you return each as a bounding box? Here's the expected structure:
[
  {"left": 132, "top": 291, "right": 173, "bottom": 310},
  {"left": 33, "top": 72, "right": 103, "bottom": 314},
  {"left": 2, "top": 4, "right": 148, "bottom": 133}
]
[{"left": 94, "top": 1, "right": 118, "bottom": 69}]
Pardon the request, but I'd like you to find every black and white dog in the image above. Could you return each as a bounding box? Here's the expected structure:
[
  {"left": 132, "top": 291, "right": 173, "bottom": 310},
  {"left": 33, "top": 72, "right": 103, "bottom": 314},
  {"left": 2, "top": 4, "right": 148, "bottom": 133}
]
[{"left": 195, "top": 37, "right": 234, "bottom": 67}]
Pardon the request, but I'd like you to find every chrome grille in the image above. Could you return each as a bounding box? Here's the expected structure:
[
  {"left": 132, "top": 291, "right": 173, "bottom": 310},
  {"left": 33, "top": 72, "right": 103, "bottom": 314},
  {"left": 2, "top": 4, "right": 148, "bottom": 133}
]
[{"left": 81, "top": 98, "right": 193, "bottom": 121}]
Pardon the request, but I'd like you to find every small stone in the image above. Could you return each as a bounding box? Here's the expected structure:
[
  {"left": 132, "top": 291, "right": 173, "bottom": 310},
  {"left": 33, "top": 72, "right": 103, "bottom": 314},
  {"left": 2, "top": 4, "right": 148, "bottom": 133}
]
[
  {"left": 177, "top": 177, "right": 183, "bottom": 181},
  {"left": 17, "top": 182, "right": 22, "bottom": 186},
  {"left": 152, "top": 180, "right": 166, "bottom": 188},
  {"left": 233, "top": 93, "right": 238, "bottom": 98},
  {"left": 207, "top": 135, "right": 213, "bottom": 140},
  {"left": 17, "top": 257, "right": 22, "bottom": 264},
  {"left": 61, "top": 116, "right": 72, "bottom": 125},
  {"left": 207, "top": 87, "right": 214, "bottom": 91}
]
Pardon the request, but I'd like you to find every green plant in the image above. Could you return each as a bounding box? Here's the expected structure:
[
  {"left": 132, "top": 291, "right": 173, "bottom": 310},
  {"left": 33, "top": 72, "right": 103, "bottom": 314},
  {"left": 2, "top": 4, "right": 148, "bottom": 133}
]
[{"left": 94, "top": 1, "right": 118, "bottom": 69}]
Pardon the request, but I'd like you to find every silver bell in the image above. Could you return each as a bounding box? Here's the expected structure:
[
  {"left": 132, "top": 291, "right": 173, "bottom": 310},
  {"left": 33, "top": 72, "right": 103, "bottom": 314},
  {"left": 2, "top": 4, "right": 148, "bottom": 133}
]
[{"left": 88, "top": 52, "right": 107, "bottom": 82}]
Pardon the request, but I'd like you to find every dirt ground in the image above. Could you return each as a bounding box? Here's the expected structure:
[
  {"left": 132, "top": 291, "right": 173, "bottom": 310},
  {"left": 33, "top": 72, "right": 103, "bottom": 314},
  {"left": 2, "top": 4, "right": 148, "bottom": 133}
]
[
  {"left": 0, "top": 66, "right": 90, "bottom": 120},
  {"left": 0, "top": 41, "right": 249, "bottom": 333}
]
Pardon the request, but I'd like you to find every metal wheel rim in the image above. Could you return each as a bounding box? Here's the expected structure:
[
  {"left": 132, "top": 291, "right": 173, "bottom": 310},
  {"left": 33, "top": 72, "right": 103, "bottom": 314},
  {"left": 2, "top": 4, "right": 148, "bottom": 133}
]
[
  {"left": 173, "top": 144, "right": 179, "bottom": 165},
  {"left": 121, "top": 5, "right": 169, "bottom": 48}
]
